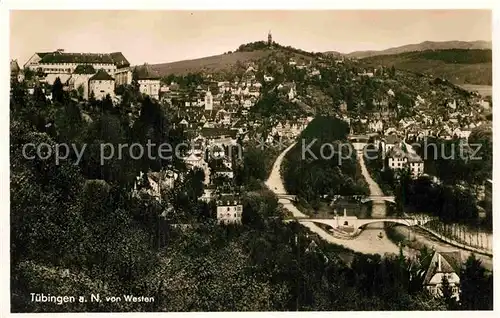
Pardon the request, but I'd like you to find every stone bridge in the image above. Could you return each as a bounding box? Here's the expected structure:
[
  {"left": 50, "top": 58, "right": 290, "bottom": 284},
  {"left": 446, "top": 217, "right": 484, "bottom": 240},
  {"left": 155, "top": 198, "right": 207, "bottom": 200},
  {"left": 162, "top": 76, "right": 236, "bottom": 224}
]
[
  {"left": 276, "top": 193, "right": 297, "bottom": 202},
  {"left": 331, "top": 195, "right": 396, "bottom": 204},
  {"left": 361, "top": 195, "right": 396, "bottom": 204},
  {"left": 293, "top": 216, "right": 420, "bottom": 229}
]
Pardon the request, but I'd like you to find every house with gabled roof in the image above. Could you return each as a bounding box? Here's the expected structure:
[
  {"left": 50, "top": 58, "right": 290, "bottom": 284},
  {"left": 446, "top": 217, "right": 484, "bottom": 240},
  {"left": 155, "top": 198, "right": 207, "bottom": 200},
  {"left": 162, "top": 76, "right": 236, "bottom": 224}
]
[
  {"left": 423, "top": 251, "right": 461, "bottom": 301},
  {"left": 386, "top": 145, "right": 424, "bottom": 177},
  {"left": 133, "top": 63, "right": 161, "bottom": 99}
]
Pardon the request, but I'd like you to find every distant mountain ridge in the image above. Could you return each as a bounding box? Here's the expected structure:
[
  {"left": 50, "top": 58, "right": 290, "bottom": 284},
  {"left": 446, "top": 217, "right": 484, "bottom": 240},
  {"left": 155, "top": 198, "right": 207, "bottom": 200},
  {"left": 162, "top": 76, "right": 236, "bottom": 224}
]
[{"left": 330, "top": 40, "right": 492, "bottom": 59}]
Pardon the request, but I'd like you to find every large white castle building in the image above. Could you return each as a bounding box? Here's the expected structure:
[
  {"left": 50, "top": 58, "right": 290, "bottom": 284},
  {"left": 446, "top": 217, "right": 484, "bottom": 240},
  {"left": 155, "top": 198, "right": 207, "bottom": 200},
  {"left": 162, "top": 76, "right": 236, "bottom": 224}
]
[{"left": 24, "top": 49, "right": 132, "bottom": 86}]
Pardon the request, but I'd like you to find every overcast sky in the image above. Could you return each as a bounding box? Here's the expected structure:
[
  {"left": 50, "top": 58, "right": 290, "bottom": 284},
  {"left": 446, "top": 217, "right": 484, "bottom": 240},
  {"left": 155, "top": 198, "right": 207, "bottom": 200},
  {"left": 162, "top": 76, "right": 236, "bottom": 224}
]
[{"left": 10, "top": 10, "right": 491, "bottom": 66}]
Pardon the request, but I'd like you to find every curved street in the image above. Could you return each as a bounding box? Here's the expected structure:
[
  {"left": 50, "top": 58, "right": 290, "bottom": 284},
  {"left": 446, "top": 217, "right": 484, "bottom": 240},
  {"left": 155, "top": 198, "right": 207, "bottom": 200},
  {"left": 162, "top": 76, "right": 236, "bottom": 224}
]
[
  {"left": 266, "top": 142, "right": 402, "bottom": 255},
  {"left": 266, "top": 140, "right": 493, "bottom": 269}
]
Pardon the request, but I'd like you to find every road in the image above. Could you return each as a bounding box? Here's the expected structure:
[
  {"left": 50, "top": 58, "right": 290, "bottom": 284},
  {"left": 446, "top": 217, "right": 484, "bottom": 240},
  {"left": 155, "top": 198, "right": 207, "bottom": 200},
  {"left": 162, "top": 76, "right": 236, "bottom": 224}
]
[
  {"left": 356, "top": 146, "right": 386, "bottom": 217},
  {"left": 266, "top": 142, "right": 402, "bottom": 255},
  {"left": 266, "top": 140, "right": 493, "bottom": 266}
]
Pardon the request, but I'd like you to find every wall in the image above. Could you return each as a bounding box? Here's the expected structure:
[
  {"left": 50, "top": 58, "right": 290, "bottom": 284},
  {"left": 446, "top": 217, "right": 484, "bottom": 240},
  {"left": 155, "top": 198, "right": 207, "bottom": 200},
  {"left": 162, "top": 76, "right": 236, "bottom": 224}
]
[
  {"left": 89, "top": 79, "right": 115, "bottom": 100},
  {"left": 217, "top": 205, "right": 243, "bottom": 224},
  {"left": 138, "top": 79, "right": 160, "bottom": 99}
]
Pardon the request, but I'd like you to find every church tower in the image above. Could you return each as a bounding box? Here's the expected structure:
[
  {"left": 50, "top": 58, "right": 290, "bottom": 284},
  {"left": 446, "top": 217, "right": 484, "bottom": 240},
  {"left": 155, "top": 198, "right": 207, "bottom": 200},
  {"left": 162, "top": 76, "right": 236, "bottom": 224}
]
[
  {"left": 268, "top": 30, "right": 273, "bottom": 47},
  {"left": 204, "top": 89, "right": 213, "bottom": 111}
]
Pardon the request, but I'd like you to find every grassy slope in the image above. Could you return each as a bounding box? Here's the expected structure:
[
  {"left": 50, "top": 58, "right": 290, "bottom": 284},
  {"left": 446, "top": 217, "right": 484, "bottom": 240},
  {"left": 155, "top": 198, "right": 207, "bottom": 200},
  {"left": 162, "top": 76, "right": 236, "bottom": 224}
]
[
  {"left": 359, "top": 49, "right": 492, "bottom": 85},
  {"left": 150, "top": 50, "right": 272, "bottom": 76}
]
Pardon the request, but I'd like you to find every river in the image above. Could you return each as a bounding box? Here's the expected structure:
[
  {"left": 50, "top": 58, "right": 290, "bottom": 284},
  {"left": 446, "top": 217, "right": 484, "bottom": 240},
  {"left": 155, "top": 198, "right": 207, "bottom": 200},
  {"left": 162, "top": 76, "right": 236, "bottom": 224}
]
[
  {"left": 266, "top": 142, "right": 404, "bottom": 256},
  {"left": 266, "top": 141, "right": 493, "bottom": 268}
]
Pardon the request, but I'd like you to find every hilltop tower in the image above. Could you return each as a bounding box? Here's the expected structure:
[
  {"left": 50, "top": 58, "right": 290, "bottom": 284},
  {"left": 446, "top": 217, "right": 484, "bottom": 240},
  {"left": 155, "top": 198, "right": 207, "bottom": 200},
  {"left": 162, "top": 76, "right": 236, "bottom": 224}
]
[{"left": 268, "top": 30, "right": 273, "bottom": 47}]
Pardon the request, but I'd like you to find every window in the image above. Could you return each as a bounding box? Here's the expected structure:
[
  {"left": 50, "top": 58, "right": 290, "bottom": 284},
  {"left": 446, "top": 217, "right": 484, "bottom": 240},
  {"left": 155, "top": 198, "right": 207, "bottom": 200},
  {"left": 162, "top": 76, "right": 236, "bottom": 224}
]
[{"left": 227, "top": 207, "right": 230, "bottom": 211}]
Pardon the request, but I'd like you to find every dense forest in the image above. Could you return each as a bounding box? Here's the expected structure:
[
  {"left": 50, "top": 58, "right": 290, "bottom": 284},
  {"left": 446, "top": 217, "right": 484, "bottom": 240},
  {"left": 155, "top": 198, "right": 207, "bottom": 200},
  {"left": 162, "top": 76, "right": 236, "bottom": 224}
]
[
  {"left": 236, "top": 41, "right": 324, "bottom": 58},
  {"left": 282, "top": 116, "right": 369, "bottom": 207}
]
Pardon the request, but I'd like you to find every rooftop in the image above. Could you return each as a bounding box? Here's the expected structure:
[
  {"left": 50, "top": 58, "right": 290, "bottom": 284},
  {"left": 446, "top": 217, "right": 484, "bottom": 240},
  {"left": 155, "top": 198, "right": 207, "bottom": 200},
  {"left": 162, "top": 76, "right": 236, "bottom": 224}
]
[
  {"left": 134, "top": 64, "right": 160, "bottom": 80},
  {"left": 201, "top": 127, "right": 238, "bottom": 139},
  {"left": 217, "top": 194, "right": 241, "bottom": 206},
  {"left": 89, "top": 69, "right": 114, "bottom": 81},
  {"left": 423, "top": 251, "right": 462, "bottom": 285},
  {"left": 73, "top": 64, "right": 96, "bottom": 75},
  {"left": 37, "top": 50, "right": 130, "bottom": 67}
]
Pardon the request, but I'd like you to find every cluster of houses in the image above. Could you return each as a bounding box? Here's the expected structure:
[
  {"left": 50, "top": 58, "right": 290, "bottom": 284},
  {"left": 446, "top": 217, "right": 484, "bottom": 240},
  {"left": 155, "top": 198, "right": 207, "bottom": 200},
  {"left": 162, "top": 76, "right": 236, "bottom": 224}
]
[
  {"left": 287, "top": 58, "right": 322, "bottom": 79},
  {"left": 131, "top": 125, "right": 243, "bottom": 224},
  {"left": 341, "top": 74, "right": 491, "bottom": 142},
  {"left": 160, "top": 64, "right": 263, "bottom": 111},
  {"left": 344, "top": 84, "right": 491, "bottom": 180}
]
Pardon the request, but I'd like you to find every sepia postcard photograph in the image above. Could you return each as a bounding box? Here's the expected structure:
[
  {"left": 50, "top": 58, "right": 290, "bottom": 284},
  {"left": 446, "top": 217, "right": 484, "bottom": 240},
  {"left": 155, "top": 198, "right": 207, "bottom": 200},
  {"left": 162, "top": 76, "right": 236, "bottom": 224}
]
[{"left": 3, "top": 1, "right": 496, "bottom": 314}]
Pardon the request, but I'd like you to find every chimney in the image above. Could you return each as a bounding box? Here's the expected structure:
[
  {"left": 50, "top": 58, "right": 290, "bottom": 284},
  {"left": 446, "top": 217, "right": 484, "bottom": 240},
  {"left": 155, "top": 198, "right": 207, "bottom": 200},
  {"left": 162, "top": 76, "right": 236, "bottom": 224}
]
[
  {"left": 343, "top": 208, "right": 347, "bottom": 218},
  {"left": 438, "top": 253, "right": 442, "bottom": 272}
]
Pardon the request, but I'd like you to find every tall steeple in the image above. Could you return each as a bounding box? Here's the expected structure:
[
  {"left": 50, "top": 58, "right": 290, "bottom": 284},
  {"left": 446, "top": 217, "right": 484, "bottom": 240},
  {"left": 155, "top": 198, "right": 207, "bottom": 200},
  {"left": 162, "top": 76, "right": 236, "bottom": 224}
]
[{"left": 267, "top": 30, "right": 273, "bottom": 47}]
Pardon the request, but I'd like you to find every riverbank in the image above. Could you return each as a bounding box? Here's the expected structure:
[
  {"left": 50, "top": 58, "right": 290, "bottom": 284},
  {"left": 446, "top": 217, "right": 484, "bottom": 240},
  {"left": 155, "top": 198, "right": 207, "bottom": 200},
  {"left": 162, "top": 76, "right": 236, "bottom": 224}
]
[{"left": 387, "top": 225, "right": 492, "bottom": 271}]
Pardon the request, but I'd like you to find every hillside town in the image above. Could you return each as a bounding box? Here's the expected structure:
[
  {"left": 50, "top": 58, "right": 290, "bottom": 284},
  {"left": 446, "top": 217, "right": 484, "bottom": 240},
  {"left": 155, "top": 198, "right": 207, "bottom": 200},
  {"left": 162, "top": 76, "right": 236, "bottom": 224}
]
[{"left": 10, "top": 23, "right": 493, "bottom": 312}]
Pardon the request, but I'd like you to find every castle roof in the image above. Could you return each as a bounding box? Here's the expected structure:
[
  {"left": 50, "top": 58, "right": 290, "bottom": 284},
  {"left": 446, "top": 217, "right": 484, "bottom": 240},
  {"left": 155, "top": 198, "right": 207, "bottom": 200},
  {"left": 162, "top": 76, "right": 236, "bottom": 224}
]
[
  {"left": 74, "top": 64, "right": 96, "bottom": 74},
  {"left": 134, "top": 64, "right": 160, "bottom": 80},
  {"left": 89, "top": 69, "right": 114, "bottom": 81},
  {"left": 39, "top": 51, "right": 129, "bottom": 66}
]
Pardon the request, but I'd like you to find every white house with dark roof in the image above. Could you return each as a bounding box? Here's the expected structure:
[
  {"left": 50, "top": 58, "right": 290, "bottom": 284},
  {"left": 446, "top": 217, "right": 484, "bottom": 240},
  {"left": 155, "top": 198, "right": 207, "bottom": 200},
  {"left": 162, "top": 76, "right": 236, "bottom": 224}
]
[
  {"left": 134, "top": 64, "right": 161, "bottom": 99},
  {"left": 89, "top": 69, "right": 115, "bottom": 100},
  {"left": 387, "top": 145, "right": 424, "bottom": 177},
  {"left": 216, "top": 194, "right": 243, "bottom": 224}
]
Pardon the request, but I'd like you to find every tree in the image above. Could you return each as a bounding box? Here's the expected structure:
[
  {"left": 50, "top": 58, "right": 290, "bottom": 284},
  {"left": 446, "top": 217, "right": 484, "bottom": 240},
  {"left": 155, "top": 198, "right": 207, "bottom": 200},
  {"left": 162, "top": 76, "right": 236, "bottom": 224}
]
[
  {"left": 51, "top": 77, "right": 65, "bottom": 104},
  {"left": 77, "top": 84, "right": 85, "bottom": 99},
  {"left": 390, "top": 65, "right": 396, "bottom": 78},
  {"left": 23, "top": 68, "right": 34, "bottom": 81},
  {"left": 460, "top": 254, "right": 493, "bottom": 310},
  {"left": 440, "top": 274, "right": 458, "bottom": 310}
]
